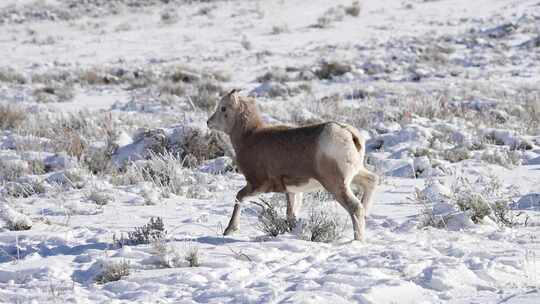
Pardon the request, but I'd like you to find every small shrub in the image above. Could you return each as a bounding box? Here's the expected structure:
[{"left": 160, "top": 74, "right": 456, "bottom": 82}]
[
  {"left": 116, "top": 217, "right": 166, "bottom": 247},
  {"left": 83, "top": 148, "right": 115, "bottom": 175},
  {"left": 241, "top": 35, "right": 252, "bottom": 50},
  {"left": 256, "top": 67, "right": 290, "bottom": 83},
  {"left": 33, "top": 83, "right": 75, "bottom": 103},
  {"left": 451, "top": 176, "right": 525, "bottom": 227},
  {"left": 412, "top": 188, "right": 450, "bottom": 229},
  {"left": 255, "top": 198, "right": 291, "bottom": 237},
  {"left": 87, "top": 190, "right": 114, "bottom": 206},
  {"left": 2, "top": 204, "right": 33, "bottom": 231},
  {"left": 345, "top": 1, "right": 361, "bottom": 17},
  {"left": 48, "top": 168, "right": 88, "bottom": 189},
  {"left": 271, "top": 24, "right": 289, "bottom": 35},
  {"left": 481, "top": 149, "right": 521, "bottom": 168},
  {"left": 440, "top": 146, "right": 471, "bottom": 163},
  {"left": 0, "top": 104, "right": 25, "bottom": 130},
  {"left": 197, "top": 6, "right": 214, "bottom": 16},
  {"left": 314, "top": 6, "right": 345, "bottom": 28},
  {"left": 299, "top": 208, "right": 345, "bottom": 242},
  {"left": 0, "top": 67, "right": 26, "bottom": 84},
  {"left": 7, "top": 219, "right": 32, "bottom": 231},
  {"left": 0, "top": 67, "right": 27, "bottom": 84},
  {"left": 4, "top": 180, "right": 46, "bottom": 198},
  {"left": 315, "top": 61, "right": 352, "bottom": 79},
  {"left": 492, "top": 201, "right": 528, "bottom": 227},
  {"left": 160, "top": 9, "right": 179, "bottom": 25},
  {"left": 96, "top": 260, "right": 130, "bottom": 284},
  {"left": 455, "top": 193, "right": 491, "bottom": 224},
  {"left": 83, "top": 124, "right": 117, "bottom": 176},
  {"left": 291, "top": 82, "right": 313, "bottom": 95},
  {"left": 158, "top": 80, "right": 187, "bottom": 97}
]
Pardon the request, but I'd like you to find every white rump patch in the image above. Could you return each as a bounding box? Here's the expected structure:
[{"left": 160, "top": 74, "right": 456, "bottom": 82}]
[{"left": 317, "top": 124, "right": 363, "bottom": 179}]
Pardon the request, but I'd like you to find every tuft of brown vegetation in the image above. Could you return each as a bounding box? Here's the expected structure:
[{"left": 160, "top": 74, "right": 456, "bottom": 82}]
[{"left": 0, "top": 104, "right": 25, "bottom": 130}]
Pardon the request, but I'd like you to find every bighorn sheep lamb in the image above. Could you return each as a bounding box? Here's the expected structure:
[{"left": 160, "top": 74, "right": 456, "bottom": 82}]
[{"left": 207, "top": 89, "right": 378, "bottom": 241}]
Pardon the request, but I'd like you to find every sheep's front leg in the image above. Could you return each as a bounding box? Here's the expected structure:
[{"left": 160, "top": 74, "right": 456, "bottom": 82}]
[{"left": 223, "top": 184, "right": 258, "bottom": 235}]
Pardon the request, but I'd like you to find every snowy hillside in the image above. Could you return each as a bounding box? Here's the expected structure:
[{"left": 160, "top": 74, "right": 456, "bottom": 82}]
[{"left": 0, "top": 0, "right": 540, "bottom": 303}]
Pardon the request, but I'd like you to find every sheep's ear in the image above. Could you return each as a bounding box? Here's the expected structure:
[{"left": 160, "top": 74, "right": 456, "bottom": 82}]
[
  {"left": 230, "top": 91, "right": 239, "bottom": 106},
  {"left": 228, "top": 88, "right": 241, "bottom": 105}
]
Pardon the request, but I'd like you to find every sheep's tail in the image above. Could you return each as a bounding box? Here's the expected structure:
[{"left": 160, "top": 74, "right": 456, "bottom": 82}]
[{"left": 334, "top": 122, "right": 366, "bottom": 156}]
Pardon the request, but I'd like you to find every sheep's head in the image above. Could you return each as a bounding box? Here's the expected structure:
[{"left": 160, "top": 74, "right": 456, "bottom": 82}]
[{"left": 207, "top": 89, "right": 242, "bottom": 134}]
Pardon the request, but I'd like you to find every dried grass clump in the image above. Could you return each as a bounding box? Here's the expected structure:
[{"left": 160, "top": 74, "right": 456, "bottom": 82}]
[
  {"left": 28, "top": 159, "right": 46, "bottom": 175},
  {"left": 189, "top": 78, "right": 225, "bottom": 111},
  {"left": 53, "top": 129, "right": 87, "bottom": 160},
  {"left": 0, "top": 104, "right": 25, "bottom": 130},
  {"left": 300, "top": 96, "right": 374, "bottom": 130},
  {"left": 0, "top": 160, "right": 28, "bottom": 182},
  {"left": 181, "top": 130, "right": 225, "bottom": 166}
]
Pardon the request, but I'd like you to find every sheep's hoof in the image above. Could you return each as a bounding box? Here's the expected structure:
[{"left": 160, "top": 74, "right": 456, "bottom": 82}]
[{"left": 223, "top": 225, "right": 239, "bottom": 235}]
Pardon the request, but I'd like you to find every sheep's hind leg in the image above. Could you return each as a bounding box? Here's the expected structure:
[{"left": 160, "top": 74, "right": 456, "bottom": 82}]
[
  {"left": 286, "top": 192, "right": 303, "bottom": 229},
  {"left": 352, "top": 169, "right": 378, "bottom": 216},
  {"left": 341, "top": 185, "right": 366, "bottom": 241},
  {"left": 321, "top": 180, "right": 366, "bottom": 241}
]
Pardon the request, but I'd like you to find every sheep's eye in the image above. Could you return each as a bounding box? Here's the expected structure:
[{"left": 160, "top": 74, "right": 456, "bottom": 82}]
[{"left": 221, "top": 107, "right": 226, "bottom": 112}]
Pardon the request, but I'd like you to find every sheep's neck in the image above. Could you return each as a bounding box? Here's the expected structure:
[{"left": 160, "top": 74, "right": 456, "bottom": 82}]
[{"left": 230, "top": 112, "right": 263, "bottom": 152}]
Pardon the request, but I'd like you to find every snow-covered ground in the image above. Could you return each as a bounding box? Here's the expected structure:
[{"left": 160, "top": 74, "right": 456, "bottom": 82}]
[{"left": 1, "top": 0, "right": 540, "bottom": 303}]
